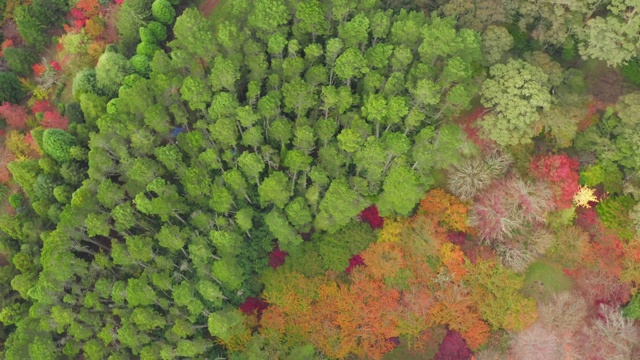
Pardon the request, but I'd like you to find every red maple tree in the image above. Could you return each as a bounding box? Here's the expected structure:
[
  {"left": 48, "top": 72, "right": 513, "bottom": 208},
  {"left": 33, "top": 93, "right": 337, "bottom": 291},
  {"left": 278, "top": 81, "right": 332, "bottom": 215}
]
[
  {"left": 40, "top": 111, "right": 69, "bottom": 130},
  {"left": 530, "top": 153, "right": 580, "bottom": 209},
  {"left": 0, "top": 102, "right": 29, "bottom": 130},
  {"left": 268, "top": 245, "right": 288, "bottom": 269},
  {"left": 359, "top": 205, "right": 384, "bottom": 229}
]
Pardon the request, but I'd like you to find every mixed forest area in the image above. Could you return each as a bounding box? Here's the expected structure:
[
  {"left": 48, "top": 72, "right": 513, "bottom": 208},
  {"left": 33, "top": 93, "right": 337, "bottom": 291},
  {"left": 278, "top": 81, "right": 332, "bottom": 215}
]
[{"left": 2, "top": 0, "right": 640, "bottom": 358}]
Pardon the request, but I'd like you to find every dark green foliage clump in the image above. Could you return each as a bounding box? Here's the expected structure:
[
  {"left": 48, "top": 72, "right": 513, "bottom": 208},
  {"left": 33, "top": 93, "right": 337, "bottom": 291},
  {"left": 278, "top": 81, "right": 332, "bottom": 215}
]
[
  {"left": 621, "top": 58, "right": 640, "bottom": 86},
  {"left": 0, "top": 72, "right": 24, "bottom": 104},
  {"left": 8, "top": 193, "right": 24, "bottom": 210}
]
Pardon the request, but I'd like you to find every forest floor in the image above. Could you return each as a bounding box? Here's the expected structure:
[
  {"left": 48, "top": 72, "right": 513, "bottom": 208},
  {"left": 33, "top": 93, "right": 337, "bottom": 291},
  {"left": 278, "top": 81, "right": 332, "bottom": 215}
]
[{"left": 199, "top": 0, "right": 221, "bottom": 17}]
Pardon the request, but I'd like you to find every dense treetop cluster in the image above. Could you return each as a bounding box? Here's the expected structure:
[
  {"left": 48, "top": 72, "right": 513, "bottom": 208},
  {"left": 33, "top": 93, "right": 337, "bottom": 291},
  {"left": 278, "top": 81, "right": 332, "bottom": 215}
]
[{"left": 1, "top": 0, "right": 640, "bottom": 359}]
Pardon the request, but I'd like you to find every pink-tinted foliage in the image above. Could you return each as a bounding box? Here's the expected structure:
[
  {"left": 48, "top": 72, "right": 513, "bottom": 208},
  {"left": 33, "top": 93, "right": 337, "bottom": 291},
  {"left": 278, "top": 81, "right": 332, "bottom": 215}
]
[
  {"left": 49, "top": 61, "right": 62, "bottom": 72},
  {"left": 470, "top": 177, "right": 554, "bottom": 242},
  {"left": 2, "top": 20, "right": 21, "bottom": 45},
  {"left": 359, "top": 205, "right": 384, "bottom": 229},
  {"left": 345, "top": 254, "right": 365, "bottom": 274},
  {"left": 434, "top": 329, "right": 472, "bottom": 360},
  {"left": 0, "top": 103, "right": 29, "bottom": 130},
  {"left": 511, "top": 324, "right": 563, "bottom": 360},
  {"left": 31, "top": 100, "right": 56, "bottom": 115},
  {"left": 573, "top": 269, "right": 631, "bottom": 307},
  {"left": 575, "top": 207, "right": 599, "bottom": 233},
  {"left": 40, "top": 111, "right": 69, "bottom": 130},
  {"left": 530, "top": 154, "right": 580, "bottom": 209},
  {"left": 447, "top": 232, "right": 466, "bottom": 245},
  {"left": 268, "top": 246, "right": 288, "bottom": 269},
  {"left": 455, "top": 106, "right": 496, "bottom": 151},
  {"left": 71, "top": 8, "right": 87, "bottom": 21}
]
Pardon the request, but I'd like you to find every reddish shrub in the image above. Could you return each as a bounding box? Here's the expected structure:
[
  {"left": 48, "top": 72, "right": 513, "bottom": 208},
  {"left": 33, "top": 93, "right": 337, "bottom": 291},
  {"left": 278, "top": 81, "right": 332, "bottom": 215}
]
[
  {"left": 239, "top": 297, "right": 268, "bottom": 318},
  {"left": 447, "top": 232, "right": 466, "bottom": 245},
  {"left": 31, "top": 63, "right": 46, "bottom": 77},
  {"left": 0, "top": 103, "right": 29, "bottom": 130},
  {"left": 455, "top": 106, "right": 497, "bottom": 151},
  {"left": 40, "top": 111, "right": 69, "bottom": 130},
  {"left": 0, "top": 39, "right": 14, "bottom": 56},
  {"left": 345, "top": 254, "right": 365, "bottom": 274},
  {"left": 575, "top": 207, "right": 599, "bottom": 233},
  {"left": 268, "top": 246, "right": 288, "bottom": 269},
  {"left": 359, "top": 205, "right": 384, "bottom": 229},
  {"left": 434, "top": 329, "right": 472, "bottom": 360},
  {"left": 70, "top": 8, "right": 87, "bottom": 20},
  {"left": 49, "top": 61, "right": 62, "bottom": 72},
  {"left": 31, "top": 100, "right": 56, "bottom": 114},
  {"left": 530, "top": 154, "right": 580, "bottom": 209}
]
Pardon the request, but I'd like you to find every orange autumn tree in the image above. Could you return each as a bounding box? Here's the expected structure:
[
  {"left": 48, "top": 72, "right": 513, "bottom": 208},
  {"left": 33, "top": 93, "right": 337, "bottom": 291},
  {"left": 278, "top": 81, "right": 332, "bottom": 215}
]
[
  {"left": 419, "top": 188, "right": 472, "bottom": 235},
  {"left": 247, "top": 201, "right": 539, "bottom": 358},
  {"left": 427, "top": 243, "right": 491, "bottom": 350},
  {"left": 311, "top": 269, "right": 401, "bottom": 359}
]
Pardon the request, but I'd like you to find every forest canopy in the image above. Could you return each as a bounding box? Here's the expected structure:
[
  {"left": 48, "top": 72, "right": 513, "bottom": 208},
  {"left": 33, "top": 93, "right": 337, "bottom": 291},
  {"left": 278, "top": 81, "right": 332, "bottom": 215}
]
[{"left": 1, "top": 0, "right": 640, "bottom": 359}]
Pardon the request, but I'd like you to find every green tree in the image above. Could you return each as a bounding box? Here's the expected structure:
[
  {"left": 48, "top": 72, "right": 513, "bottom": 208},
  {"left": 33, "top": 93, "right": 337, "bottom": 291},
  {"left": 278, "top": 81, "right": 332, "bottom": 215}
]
[
  {"left": 248, "top": 0, "right": 290, "bottom": 38},
  {"left": 42, "top": 129, "right": 79, "bottom": 163},
  {"left": 377, "top": 162, "right": 424, "bottom": 216},
  {"left": 15, "top": 5, "right": 47, "bottom": 49},
  {"left": 151, "top": 0, "right": 175, "bottom": 25},
  {"left": 0, "top": 72, "right": 24, "bottom": 104},
  {"left": 480, "top": 59, "right": 552, "bottom": 146},
  {"left": 238, "top": 151, "right": 266, "bottom": 185},
  {"left": 258, "top": 172, "right": 290, "bottom": 208},
  {"left": 481, "top": 25, "right": 513, "bottom": 65},
  {"left": 315, "top": 178, "right": 369, "bottom": 233},
  {"left": 264, "top": 209, "right": 303, "bottom": 250},
  {"left": 579, "top": 0, "right": 640, "bottom": 67},
  {"left": 95, "top": 52, "right": 134, "bottom": 96},
  {"left": 180, "top": 75, "right": 212, "bottom": 111},
  {"left": 117, "top": 0, "right": 154, "bottom": 55},
  {"left": 3, "top": 47, "right": 38, "bottom": 77}
]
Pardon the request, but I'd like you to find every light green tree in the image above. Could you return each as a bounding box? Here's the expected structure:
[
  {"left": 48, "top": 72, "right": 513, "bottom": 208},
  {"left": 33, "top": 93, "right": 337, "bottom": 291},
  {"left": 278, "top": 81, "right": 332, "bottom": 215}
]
[{"left": 480, "top": 59, "right": 552, "bottom": 146}]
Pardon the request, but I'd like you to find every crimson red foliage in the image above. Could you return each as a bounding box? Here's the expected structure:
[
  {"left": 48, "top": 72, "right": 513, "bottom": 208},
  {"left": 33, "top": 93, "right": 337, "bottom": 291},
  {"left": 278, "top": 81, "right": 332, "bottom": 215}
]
[
  {"left": 434, "top": 329, "right": 472, "bottom": 360},
  {"left": 345, "top": 254, "right": 365, "bottom": 274},
  {"left": 31, "top": 100, "right": 56, "bottom": 115},
  {"left": 455, "top": 106, "right": 496, "bottom": 151},
  {"left": 71, "top": 8, "right": 87, "bottom": 21},
  {"left": 0, "top": 103, "right": 29, "bottom": 130},
  {"left": 40, "top": 111, "right": 69, "bottom": 130},
  {"left": 74, "top": 19, "right": 87, "bottom": 29},
  {"left": 447, "top": 232, "right": 466, "bottom": 245},
  {"left": 268, "top": 246, "right": 288, "bottom": 269},
  {"left": 50, "top": 61, "right": 62, "bottom": 72},
  {"left": 239, "top": 297, "right": 269, "bottom": 318},
  {"left": 576, "top": 208, "right": 599, "bottom": 233},
  {"left": 359, "top": 205, "right": 384, "bottom": 229},
  {"left": 530, "top": 154, "right": 580, "bottom": 209},
  {"left": 573, "top": 269, "right": 631, "bottom": 307},
  {"left": 115, "top": 0, "right": 124, "bottom": 4}
]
